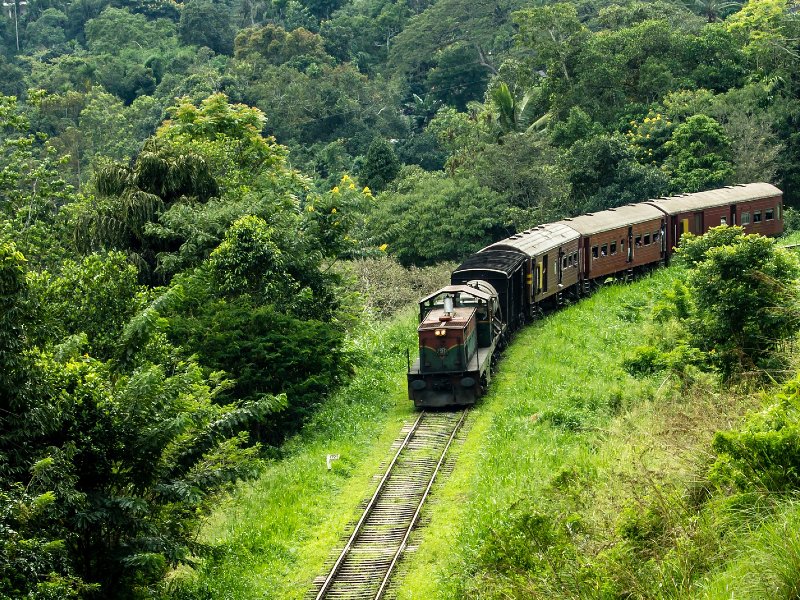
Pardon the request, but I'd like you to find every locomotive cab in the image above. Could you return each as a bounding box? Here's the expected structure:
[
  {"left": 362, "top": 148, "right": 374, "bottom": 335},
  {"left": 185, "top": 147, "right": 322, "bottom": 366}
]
[{"left": 408, "top": 282, "right": 505, "bottom": 408}]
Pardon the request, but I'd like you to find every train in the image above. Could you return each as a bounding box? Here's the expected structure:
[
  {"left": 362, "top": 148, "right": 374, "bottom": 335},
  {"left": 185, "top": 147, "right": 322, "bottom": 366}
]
[{"left": 407, "top": 182, "right": 784, "bottom": 408}]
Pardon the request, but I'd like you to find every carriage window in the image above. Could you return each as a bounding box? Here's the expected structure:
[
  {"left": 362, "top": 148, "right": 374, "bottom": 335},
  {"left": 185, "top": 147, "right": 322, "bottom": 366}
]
[
  {"left": 644, "top": 234, "right": 651, "bottom": 246},
  {"left": 562, "top": 256, "right": 568, "bottom": 269},
  {"left": 610, "top": 241, "right": 617, "bottom": 255},
  {"left": 621, "top": 239, "right": 626, "bottom": 249},
  {"left": 653, "top": 231, "right": 660, "bottom": 242},
  {"left": 601, "top": 244, "right": 608, "bottom": 257},
  {"left": 635, "top": 235, "right": 642, "bottom": 247},
  {"left": 592, "top": 246, "right": 598, "bottom": 259},
  {"left": 777, "top": 204, "right": 781, "bottom": 220},
  {"left": 766, "top": 208, "right": 774, "bottom": 221},
  {"left": 742, "top": 211, "right": 750, "bottom": 225},
  {"left": 754, "top": 210, "right": 762, "bottom": 223},
  {"left": 720, "top": 216, "right": 727, "bottom": 225},
  {"left": 573, "top": 252, "right": 578, "bottom": 265}
]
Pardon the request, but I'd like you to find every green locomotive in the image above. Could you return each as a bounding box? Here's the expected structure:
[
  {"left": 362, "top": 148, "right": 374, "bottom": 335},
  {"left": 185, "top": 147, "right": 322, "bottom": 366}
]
[{"left": 407, "top": 282, "right": 505, "bottom": 408}]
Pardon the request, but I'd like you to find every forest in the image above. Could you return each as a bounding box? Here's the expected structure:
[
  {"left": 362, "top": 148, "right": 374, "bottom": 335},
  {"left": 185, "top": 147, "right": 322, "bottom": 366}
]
[{"left": 2, "top": 0, "right": 800, "bottom": 597}]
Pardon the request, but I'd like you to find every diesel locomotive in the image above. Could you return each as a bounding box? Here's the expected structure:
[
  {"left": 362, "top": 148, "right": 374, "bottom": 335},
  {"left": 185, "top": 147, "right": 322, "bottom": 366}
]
[{"left": 407, "top": 182, "right": 784, "bottom": 408}]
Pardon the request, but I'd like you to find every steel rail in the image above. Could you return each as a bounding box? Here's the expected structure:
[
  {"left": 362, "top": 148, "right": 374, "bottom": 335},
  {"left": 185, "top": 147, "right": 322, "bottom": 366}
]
[
  {"left": 315, "top": 410, "right": 426, "bottom": 600},
  {"left": 374, "top": 408, "right": 468, "bottom": 599}
]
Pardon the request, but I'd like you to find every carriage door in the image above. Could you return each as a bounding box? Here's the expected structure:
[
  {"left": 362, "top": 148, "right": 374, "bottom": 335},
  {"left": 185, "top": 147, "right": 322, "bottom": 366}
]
[
  {"left": 542, "top": 253, "right": 549, "bottom": 292},
  {"left": 730, "top": 205, "right": 737, "bottom": 226},
  {"left": 627, "top": 226, "right": 634, "bottom": 262},
  {"left": 558, "top": 249, "right": 564, "bottom": 285},
  {"left": 660, "top": 219, "right": 667, "bottom": 259}
]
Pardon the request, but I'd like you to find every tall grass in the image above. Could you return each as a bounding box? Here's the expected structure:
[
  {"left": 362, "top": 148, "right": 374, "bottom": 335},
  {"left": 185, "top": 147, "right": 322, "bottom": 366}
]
[{"left": 701, "top": 500, "right": 800, "bottom": 599}]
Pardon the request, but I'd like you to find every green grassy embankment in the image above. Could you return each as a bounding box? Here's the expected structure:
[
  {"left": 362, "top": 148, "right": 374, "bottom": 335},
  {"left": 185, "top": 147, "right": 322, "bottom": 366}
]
[
  {"left": 170, "top": 312, "right": 421, "bottom": 599},
  {"left": 394, "top": 266, "right": 798, "bottom": 598}
]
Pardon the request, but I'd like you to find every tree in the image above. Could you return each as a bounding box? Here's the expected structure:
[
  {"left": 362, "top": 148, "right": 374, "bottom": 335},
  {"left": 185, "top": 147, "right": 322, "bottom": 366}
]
[
  {"left": 73, "top": 93, "right": 307, "bottom": 282},
  {"left": 0, "top": 94, "right": 74, "bottom": 267},
  {"left": 562, "top": 133, "right": 669, "bottom": 214},
  {"left": 489, "top": 82, "right": 540, "bottom": 135},
  {"left": 425, "top": 42, "right": 491, "bottom": 110},
  {"left": 233, "top": 23, "right": 331, "bottom": 68},
  {"left": 663, "top": 114, "right": 734, "bottom": 192},
  {"left": 712, "top": 85, "right": 783, "bottom": 184},
  {"left": 25, "top": 8, "right": 69, "bottom": 50},
  {"left": 360, "top": 137, "right": 400, "bottom": 192},
  {"left": 367, "top": 169, "right": 508, "bottom": 265},
  {"left": 85, "top": 6, "right": 178, "bottom": 54},
  {"left": 0, "top": 241, "right": 275, "bottom": 597},
  {"left": 36, "top": 252, "right": 144, "bottom": 360},
  {"left": 725, "top": 0, "right": 800, "bottom": 77},
  {"left": 514, "top": 3, "right": 588, "bottom": 84},
  {"left": 178, "top": 0, "right": 235, "bottom": 55},
  {"left": 389, "top": 0, "right": 514, "bottom": 86},
  {"left": 676, "top": 226, "right": 800, "bottom": 378}
]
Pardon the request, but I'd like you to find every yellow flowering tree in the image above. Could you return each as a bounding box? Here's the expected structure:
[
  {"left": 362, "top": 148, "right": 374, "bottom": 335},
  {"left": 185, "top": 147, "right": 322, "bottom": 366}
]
[
  {"left": 302, "top": 174, "right": 372, "bottom": 260},
  {"left": 625, "top": 110, "right": 675, "bottom": 166}
]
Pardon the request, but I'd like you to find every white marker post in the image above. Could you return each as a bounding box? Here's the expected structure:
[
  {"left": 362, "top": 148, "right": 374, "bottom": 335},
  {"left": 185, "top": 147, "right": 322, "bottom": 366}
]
[{"left": 326, "top": 454, "right": 340, "bottom": 470}]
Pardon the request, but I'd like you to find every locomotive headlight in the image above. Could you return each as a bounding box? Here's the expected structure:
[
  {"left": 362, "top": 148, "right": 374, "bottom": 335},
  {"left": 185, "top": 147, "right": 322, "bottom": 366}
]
[{"left": 435, "top": 329, "right": 447, "bottom": 336}]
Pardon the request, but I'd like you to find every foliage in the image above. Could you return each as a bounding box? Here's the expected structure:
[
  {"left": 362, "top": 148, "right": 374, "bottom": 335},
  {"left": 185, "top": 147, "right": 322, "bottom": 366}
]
[
  {"left": 178, "top": 0, "right": 235, "bottom": 55},
  {"left": 336, "top": 255, "right": 455, "bottom": 317},
  {"left": 367, "top": 169, "right": 509, "bottom": 265},
  {"left": 35, "top": 251, "right": 145, "bottom": 360},
  {"left": 359, "top": 137, "right": 400, "bottom": 192},
  {"left": 663, "top": 114, "right": 735, "bottom": 192},
  {"left": 676, "top": 226, "right": 800, "bottom": 378},
  {"left": 169, "top": 295, "right": 348, "bottom": 443},
  {"left": 710, "top": 375, "right": 800, "bottom": 492},
  {"left": 561, "top": 133, "right": 669, "bottom": 214},
  {"left": 0, "top": 242, "right": 271, "bottom": 597},
  {"left": 0, "top": 95, "right": 74, "bottom": 266}
]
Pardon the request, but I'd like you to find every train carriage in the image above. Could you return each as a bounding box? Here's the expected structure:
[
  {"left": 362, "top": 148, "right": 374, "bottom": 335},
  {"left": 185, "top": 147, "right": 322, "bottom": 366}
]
[
  {"left": 644, "top": 183, "right": 783, "bottom": 257},
  {"left": 557, "top": 204, "right": 666, "bottom": 282},
  {"left": 481, "top": 223, "right": 581, "bottom": 314}
]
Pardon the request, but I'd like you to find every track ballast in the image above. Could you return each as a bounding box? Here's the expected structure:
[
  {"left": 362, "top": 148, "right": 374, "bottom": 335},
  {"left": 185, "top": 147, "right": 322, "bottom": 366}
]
[{"left": 310, "top": 409, "right": 467, "bottom": 599}]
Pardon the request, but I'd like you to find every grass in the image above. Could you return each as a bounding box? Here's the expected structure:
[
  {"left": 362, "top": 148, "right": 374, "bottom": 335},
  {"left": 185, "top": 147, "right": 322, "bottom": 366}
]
[
  {"left": 168, "top": 311, "right": 420, "bottom": 599},
  {"left": 393, "top": 267, "right": 782, "bottom": 598},
  {"left": 778, "top": 229, "right": 800, "bottom": 247}
]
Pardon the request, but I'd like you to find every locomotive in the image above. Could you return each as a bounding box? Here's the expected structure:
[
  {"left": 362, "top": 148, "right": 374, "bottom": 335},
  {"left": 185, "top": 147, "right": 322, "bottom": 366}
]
[{"left": 407, "top": 182, "right": 784, "bottom": 408}]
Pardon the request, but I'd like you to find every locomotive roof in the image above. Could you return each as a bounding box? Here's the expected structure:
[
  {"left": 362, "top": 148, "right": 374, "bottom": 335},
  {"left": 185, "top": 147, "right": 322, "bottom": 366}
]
[
  {"left": 417, "top": 284, "right": 495, "bottom": 305},
  {"left": 644, "top": 182, "right": 781, "bottom": 214},
  {"left": 556, "top": 203, "right": 664, "bottom": 235},
  {"left": 453, "top": 249, "right": 527, "bottom": 277},
  {"left": 482, "top": 222, "right": 579, "bottom": 257}
]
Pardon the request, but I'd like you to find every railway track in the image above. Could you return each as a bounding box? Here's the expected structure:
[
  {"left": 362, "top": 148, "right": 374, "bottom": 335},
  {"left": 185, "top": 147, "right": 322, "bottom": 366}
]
[{"left": 310, "top": 409, "right": 468, "bottom": 600}]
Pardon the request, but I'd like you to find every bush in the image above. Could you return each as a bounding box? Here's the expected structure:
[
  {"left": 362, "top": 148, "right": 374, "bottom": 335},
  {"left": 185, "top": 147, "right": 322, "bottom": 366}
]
[
  {"left": 709, "top": 375, "right": 800, "bottom": 493},
  {"left": 336, "top": 256, "right": 455, "bottom": 317}
]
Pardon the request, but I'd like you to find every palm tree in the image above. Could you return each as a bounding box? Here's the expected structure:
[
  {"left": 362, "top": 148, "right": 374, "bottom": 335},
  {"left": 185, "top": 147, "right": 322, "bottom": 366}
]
[
  {"left": 687, "top": 0, "right": 742, "bottom": 22},
  {"left": 490, "top": 83, "right": 549, "bottom": 137}
]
